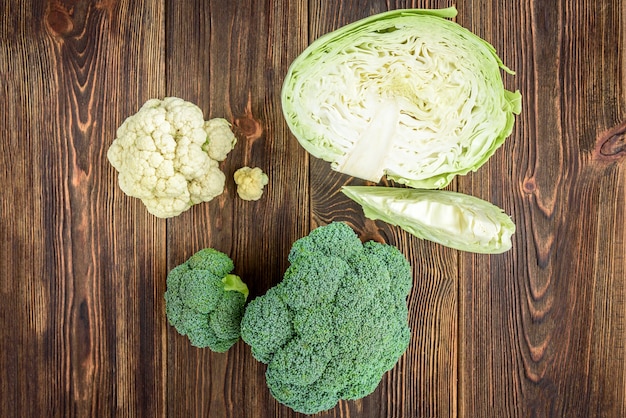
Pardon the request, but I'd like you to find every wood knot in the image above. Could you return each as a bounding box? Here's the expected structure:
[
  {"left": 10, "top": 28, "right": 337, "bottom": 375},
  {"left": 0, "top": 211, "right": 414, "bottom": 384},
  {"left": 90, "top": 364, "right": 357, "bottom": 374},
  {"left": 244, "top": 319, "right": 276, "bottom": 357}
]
[
  {"left": 46, "top": 5, "right": 74, "bottom": 36},
  {"left": 45, "top": 0, "right": 99, "bottom": 38},
  {"left": 522, "top": 177, "right": 537, "bottom": 194},
  {"left": 234, "top": 116, "right": 263, "bottom": 141},
  {"left": 595, "top": 122, "right": 626, "bottom": 161}
]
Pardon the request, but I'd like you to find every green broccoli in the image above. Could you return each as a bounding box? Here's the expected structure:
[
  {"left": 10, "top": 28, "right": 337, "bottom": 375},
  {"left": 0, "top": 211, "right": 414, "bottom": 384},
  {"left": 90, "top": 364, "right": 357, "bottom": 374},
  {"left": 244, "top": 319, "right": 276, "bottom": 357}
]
[
  {"left": 164, "top": 248, "right": 249, "bottom": 351},
  {"left": 240, "top": 222, "right": 413, "bottom": 414}
]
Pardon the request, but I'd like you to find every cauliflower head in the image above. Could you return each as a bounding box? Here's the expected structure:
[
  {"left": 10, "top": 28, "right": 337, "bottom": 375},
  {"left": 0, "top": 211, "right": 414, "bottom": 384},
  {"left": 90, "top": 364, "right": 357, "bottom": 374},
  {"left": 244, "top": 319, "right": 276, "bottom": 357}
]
[
  {"left": 233, "top": 166, "right": 269, "bottom": 201},
  {"left": 107, "top": 97, "right": 237, "bottom": 218}
]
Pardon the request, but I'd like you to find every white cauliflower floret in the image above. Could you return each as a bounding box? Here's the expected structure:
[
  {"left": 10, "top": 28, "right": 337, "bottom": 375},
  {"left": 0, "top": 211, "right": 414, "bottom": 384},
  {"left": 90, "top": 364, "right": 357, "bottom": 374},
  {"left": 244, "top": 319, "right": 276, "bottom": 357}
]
[
  {"left": 107, "top": 97, "right": 237, "bottom": 218},
  {"left": 204, "top": 118, "right": 238, "bottom": 161},
  {"left": 233, "top": 166, "right": 269, "bottom": 201}
]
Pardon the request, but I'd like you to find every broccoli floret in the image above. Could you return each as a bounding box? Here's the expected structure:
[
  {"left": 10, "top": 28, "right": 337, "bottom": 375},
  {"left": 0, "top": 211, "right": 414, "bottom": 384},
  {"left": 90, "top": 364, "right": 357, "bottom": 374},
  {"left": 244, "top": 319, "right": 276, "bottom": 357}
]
[
  {"left": 287, "top": 220, "right": 364, "bottom": 264},
  {"left": 240, "top": 222, "right": 413, "bottom": 414},
  {"left": 210, "top": 290, "right": 247, "bottom": 340},
  {"left": 361, "top": 240, "right": 412, "bottom": 299},
  {"left": 186, "top": 248, "right": 234, "bottom": 276},
  {"left": 240, "top": 287, "right": 293, "bottom": 363},
  {"left": 276, "top": 254, "right": 349, "bottom": 309},
  {"left": 164, "top": 248, "right": 249, "bottom": 352}
]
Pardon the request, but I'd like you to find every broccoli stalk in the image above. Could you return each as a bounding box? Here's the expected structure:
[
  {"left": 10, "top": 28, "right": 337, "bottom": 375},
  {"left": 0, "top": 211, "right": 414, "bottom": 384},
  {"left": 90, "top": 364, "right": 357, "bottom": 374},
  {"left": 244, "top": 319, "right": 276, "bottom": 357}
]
[{"left": 164, "top": 248, "right": 249, "bottom": 351}]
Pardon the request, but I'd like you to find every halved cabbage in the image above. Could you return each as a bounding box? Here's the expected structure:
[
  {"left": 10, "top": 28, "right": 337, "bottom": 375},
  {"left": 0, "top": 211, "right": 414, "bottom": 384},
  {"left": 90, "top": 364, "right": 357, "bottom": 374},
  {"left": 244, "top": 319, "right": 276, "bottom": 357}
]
[
  {"left": 282, "top": 8, "right": 521, "bottom": 188},
  {"left": 342, "top": 186, "right": 515, "bottom": 254}
]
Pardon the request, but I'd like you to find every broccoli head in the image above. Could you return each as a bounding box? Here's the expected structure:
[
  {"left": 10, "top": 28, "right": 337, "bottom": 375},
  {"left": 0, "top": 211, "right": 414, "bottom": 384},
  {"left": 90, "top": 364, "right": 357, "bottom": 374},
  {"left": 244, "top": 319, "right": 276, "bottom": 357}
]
[
  {"left": 165, "top": 248, "right": 249, "bottom": 351},
  {"left": 240, "top": 222, "right": 413, "bottom": 414}
]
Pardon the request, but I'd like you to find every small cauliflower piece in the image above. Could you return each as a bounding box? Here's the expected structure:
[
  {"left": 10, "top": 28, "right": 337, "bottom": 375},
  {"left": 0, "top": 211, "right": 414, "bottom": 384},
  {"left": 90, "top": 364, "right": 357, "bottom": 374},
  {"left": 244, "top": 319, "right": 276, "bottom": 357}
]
[
  {"left": 233, "top": 166, "right": 269, "bottom": 201},
  {"left": 204, "top": 118, "right": 238, "bottom": 161},
  {"left": 107, "top": 97, "right": 237, "bottom": 218}
]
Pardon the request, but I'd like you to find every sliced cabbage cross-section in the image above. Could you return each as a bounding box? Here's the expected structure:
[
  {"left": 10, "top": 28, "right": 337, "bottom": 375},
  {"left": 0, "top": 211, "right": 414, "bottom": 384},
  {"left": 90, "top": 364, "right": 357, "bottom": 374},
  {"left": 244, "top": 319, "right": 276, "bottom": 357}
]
[{"left": 282, "top": 8, "right": 522, "bottom": 188}]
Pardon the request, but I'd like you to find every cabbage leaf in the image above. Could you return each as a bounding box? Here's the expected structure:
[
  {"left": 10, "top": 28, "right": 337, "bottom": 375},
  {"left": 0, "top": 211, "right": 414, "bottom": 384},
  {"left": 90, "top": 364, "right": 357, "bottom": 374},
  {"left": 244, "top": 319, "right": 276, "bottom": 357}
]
[
  {"left": 282, "top": 8, "right": 522, "bottom": 188},
  {"left": 342, "top": 186, "right": 516, "bottom": 254}
]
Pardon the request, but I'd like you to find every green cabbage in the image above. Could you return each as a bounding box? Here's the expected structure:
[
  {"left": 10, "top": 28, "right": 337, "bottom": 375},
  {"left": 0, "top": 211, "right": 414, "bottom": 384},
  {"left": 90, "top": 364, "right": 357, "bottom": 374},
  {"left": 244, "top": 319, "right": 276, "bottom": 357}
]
[
  {"left": 282, "top": 8, "right": 521, "bottom": 189},
  {"left": 342, "top": 186, "right": 515, "bottom": 254}
]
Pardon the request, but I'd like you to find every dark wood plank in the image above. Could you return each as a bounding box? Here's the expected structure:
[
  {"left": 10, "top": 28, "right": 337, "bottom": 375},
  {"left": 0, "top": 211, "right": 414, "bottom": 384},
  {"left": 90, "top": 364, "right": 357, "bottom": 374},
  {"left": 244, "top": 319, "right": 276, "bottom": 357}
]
[
  {"left": 459, "top": 1, "right": 626, "bottom": 417},
  {"left": 306, "top": 2, "right": 459, "bottom": 417},
  {"left": 164, "top": 1, "right": 309, "bottom": 417},
  {"left": 1, "top": 1, "right": 167, "bottom": 416},
  {"left": 0, "top": 6, "right": 53, "bottom": 416}
]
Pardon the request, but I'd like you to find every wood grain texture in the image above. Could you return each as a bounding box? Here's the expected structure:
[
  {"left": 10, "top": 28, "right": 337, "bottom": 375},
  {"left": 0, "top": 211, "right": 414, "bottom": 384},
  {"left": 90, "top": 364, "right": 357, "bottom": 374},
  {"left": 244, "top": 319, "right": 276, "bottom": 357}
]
[
  {"left": 458, "top": 1, "right": 626, "bottom": 417},
  {"left": 1, "top": 1, "right": 167, "bottom": 417},
  {"left": 1, "top": 0, "right": 625, "bottom": 417},
  {"left": 306, "top": 3, "right": 460, "bottom": 417},
  {"left": 164, "top": 1, "right": 310, "bottom": 417}
]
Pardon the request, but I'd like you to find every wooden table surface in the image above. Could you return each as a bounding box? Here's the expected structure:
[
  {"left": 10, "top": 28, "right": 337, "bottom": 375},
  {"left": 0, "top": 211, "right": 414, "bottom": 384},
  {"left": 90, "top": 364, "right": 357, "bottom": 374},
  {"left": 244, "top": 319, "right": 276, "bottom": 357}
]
[{"left": 2, "top": 1, "right": 625, "bottom": 417}]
